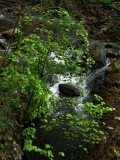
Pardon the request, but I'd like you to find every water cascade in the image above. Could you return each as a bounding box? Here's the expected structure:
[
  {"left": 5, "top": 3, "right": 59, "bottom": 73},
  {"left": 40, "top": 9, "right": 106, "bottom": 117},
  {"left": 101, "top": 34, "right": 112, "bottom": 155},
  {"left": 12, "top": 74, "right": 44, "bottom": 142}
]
[{"left": 38, "top": 38, "right": 120, "bottom": 160}]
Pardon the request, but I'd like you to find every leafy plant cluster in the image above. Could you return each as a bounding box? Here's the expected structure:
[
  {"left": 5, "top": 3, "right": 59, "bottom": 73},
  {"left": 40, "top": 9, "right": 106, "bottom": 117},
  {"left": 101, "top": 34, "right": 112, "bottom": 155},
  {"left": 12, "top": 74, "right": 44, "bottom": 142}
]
[
  {"left": 42, "top": 95, "right": 115, "bottom": 152},
  {"left": 115, "top": 62, "right": 120, "bottom": 71},
  {"left": 0, "top": 8, "right": 90, "bottom": 158}
]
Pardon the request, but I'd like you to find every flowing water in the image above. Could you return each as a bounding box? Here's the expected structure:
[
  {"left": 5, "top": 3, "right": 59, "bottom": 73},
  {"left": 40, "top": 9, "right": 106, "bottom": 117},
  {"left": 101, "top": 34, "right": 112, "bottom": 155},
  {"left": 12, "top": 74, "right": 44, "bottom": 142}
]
[
  {"left": 49, "top": 39, "right": 115, "bottom": 116},
  {"left": 32, "top": 39, "right": 120, "bottom": 160}
]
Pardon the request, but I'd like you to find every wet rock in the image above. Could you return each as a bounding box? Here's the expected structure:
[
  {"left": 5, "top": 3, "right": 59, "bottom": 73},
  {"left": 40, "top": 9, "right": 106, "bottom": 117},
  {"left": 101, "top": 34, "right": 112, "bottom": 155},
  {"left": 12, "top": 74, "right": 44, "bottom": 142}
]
[
  {"left": 0, "top": 15, "right": 14, "bottom": 33},
  {"left": 105, "top": 44, "right": 113, "bottom": 48},
  {"left": 92, "top": 74, "right": 105, "bottom": 92},
  {"left": 89, "top": 45, "right": 101, "bottom": 62},
  {"left": 2, "top": 28, "right": 18, "bottom": 40},
  {"left": 106, "top": 49, "right": 117, "bottom": 58},
  {"left": 0, "top": 42, "right": 5, "bottom": 50},
  {"left": 105, "top": 59, "right": 120, "bottom": 85},
  {"left": 59, "top": 83, "right": 80, "bottom": 96},
  {"left": 45, "top": 75, "right": 55, "bottom": 87},
  {"left": 89, "top": 44, "right": 104, "bottom": 69},
  {"left": 11, "top": 140, "right": 22, "bottom": 160}
]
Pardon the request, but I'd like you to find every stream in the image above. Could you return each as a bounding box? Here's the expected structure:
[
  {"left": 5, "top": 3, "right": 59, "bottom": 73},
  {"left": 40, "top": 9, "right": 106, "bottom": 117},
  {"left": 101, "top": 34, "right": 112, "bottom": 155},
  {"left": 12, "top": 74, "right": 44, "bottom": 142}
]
[{"left": 33, "top": 39, "right": 120, "bottom": 160}]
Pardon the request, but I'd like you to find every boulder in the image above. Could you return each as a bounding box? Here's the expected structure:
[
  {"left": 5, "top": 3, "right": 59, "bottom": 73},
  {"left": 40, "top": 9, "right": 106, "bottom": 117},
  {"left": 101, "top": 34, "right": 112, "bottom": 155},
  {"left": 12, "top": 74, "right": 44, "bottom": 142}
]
[
  {"left": 0, "top": 16, "right": 14, "bottom": 33},
  {"left": 2, "top": 28, "right": 18, "bottom": 40},
  {"left": 105, "top": 44, "right": 113, "bottom": 48},
  {"left": 89, "top": 45, "right": 104, "bottom": 69},
  {"left": 106, "top": 49, "right": 117, "bottom": 58},
  {"left": 105, "top": 59, "right": 120, "bottom": 86},
  {"left": 89, "top": 45, "right": 101, "bottom": 62},
  {"left": 59, "top": 83, "right": 80, "bottom": 96},
  {"left": 45, "top": 75, "right": 55, "bottom": 87}
]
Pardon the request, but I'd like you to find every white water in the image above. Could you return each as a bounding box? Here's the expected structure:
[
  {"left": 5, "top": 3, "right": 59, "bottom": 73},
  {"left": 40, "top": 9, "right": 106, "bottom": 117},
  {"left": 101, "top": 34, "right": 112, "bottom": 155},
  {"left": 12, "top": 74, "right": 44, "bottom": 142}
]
[
  {"left": 0, "top": 14, "right": 5, "bottom": 19},
  {"left": 0, "top": 38, "right": 6, "bottom": 44},
  {"left": 49, "top": 39, "right": 118, "bottom": 117},
  {"left": 50, "top": 52, "right": 65, "bottom": 64},
  {"left": 50, "top": 52, "right": 87, "bottom": 98},
  {"left": 86, "top": 58, "right": 111, "bottom": 83},
  {"left": 49, "top": 59, "right": 110, "bottom": 116}
]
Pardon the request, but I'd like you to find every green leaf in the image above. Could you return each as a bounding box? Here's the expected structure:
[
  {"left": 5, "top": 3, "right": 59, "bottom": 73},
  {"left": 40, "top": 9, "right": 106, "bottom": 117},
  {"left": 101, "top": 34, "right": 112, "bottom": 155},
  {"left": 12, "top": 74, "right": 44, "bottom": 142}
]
[
  {"left": 78, "top": 145, "right": 82, "bottom": 148},
  {"left": 107, "top": 127, "right": 114, "bottom": 130},
  {"left": 103, "top": 136, "right": 106, "bottom": 140},
  {"left": 114, "top": 117, "right": 120, "bottom": 120},
  {"left": 66, "top": 113, "right": 72, "bottom": 118},
  {"left": 83, "top": 148, "right": 87, "bottom": 151},
  {"left": 99, "top": 131, "right": 104, "bottom": 135},
  {"left": 59, "top": 152, "right": 65, "bottom": 157},
  {"left": 114, "top": 148, "right": 120, "bottom": 157},
  {"left": 45, "top": 144, "right": 51, "bottom": 149}
]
